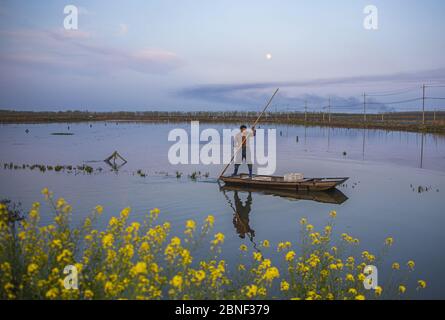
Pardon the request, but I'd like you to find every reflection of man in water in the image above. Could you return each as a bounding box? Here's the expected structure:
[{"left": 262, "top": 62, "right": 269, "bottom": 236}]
[{"left": 232, "top": 191, "right": 255, "bottom": 240}]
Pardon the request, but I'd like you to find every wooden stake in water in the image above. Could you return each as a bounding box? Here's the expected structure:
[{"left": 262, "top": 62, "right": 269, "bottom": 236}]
[
  {"left": 422, "top": 84, "right": 426, "bottom": 125},
  {"left": 218, "top": 88, "right": 279, "bottom": 179},
  {"left": 328, "top": 97, "right": 331, "bottom": 123},
  {"left": 363, "top": 93, "right": 367, "bottom": 123}
]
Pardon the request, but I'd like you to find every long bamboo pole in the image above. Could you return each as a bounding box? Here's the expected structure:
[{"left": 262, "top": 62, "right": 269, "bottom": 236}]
[{"left": 218, "top": 88, "right": 279, "bottom": 179}]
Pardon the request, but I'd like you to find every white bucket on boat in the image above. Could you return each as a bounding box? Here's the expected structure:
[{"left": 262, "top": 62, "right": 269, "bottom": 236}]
[{"left": 284, "top": 173, "right": 304, "bottom": 182}]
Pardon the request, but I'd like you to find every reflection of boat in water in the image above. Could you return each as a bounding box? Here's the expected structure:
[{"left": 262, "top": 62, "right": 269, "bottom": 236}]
[
  {"left": 220, "top": 174, "right": 348, "bottom": 192},
  {"left": 220, "top": 185, "right": 348, "bottom": 205},
  {"left": 218, "top": 182, "right": 349, "bottom": 250}
]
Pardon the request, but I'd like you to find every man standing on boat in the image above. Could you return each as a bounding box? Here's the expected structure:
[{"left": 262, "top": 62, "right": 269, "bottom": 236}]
[{"left": 233, "top": 125, "right": 256, "bottom": 178}]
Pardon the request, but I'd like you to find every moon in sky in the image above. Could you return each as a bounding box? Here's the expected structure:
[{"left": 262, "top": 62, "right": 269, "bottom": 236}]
[{"left": 266, "top": 53, "right": 272, "bottom": 60}]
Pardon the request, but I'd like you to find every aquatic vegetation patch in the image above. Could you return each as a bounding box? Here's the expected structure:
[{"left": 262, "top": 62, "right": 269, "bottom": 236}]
[
  {"left": 410, "top": 184, "right": 439, "bottom": 193},
  {"left": 0, "top": 190, "right": 426, "bottom": 300},
  {"left": 2, "top": 162, "right": 103, "bottom": 175},
  {"left": 1, "top": 162, "right": 212, "bottom": 182},
  {"left": 136, "top": 170, "right": 147, "bottom": 177},
  {"left": 188, "top": 171, "right": 210, "bottom": 181}
]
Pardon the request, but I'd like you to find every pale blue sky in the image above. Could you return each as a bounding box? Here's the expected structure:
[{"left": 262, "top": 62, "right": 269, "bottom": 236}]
[{"left": 0, "top": 0, "right": 444, "bottom": 112}]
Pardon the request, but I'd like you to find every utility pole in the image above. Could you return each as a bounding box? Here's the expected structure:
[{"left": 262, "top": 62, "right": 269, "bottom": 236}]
[
  {"left": 363, "top": 93, "right": 367, "bottom": 122},
  {"left": 422, "top": 84, "right": 426, "bottom": 125},
  {"left": 381, "top": 113, "right": 384, "bottom": 122},
  {"left": 328, "top": 97, "right": 331, "bottom": 123},
  {"left": 304, "top": 101, "right": 307, "bottom": 122},
  {"left": 434, "top": 109, "right": 436, "bottom": 122}
]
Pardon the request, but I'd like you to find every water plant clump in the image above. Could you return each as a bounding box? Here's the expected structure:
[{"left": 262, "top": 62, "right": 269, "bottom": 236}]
[
  {"left": 0, "top": 190, "right": 427, "bottom": 300},
  {"left": 1, "top": 162, "right": 100, "bottom": 175},
  {"left": 187, "top": 171, "right": 210, "bottom": 180},
  {"left": 77, "top": 165, "right": 94, "bottom": 174},
  {"left": 51, "top": 133, "right": 74, "bottom": 136},
  {"left": 1, "top": 164, "right": 216, "bottom": 180},
  {"left": 136, "top": 170, "right": 147, "bottom": 178},
  {"left": 189, "top": 171, "right": 198, "bottom": 180}
]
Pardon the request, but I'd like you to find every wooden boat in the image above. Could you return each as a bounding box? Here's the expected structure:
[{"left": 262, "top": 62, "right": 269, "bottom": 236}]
[
  {"left": 220, "top": 185, "right": 348, "bottom": 204},
  {"left": 220, "top": 174, "right": 348, "bottom": 191}
]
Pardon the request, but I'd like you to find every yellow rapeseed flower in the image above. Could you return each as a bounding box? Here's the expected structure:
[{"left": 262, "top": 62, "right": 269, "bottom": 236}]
[
  {"left": 245, "top": 285, "right": 258, "bottom": 298},
  {"left": 120, "top": 207, "right": 131, "bottom": 218},
  {"left": 45, "top": 288, "right": 58, "bottom": 299},
  {"left": 385, "top": 237, "right": 394, "bottom": 246},
  {"left": 94, "top": 205, "right": 103, "bottom": 214},
  {"left": 213, "top": 233, "right": 225, "bottom": 245},
  {"left": 346, "top": 274, "right": 354, "bottom": 282},
  {"left": 194, "top": 270, "right": 206, "bottom": 282},
  {"left": 329, "top": 264, "right": 338, "bottom": 270},
  {"left": 29, "top": 209, "right": 39, "bottom": 219},
  {"left": 258, "top": 287, "right": 267, "bottom": 296},
  {"left": 56, "top": 198, "right": 66, "bottom": 209},
  {"left": 375, "top": 286, "right": 383, "bottom": 296},
  {"left": 109, "top": 217, "right": 118, "bottom": 227},
  {"left": 171, "top": 275, "right": 183, "bottom": 289},
  {"left": 150, "top": 263, "right": 159, "bottom": 274},
  {"left": 27, "top": 263, "right": 39, "bottom": 274},
  {"left": 263, "top": 267, "right": 280, "bottom": 281},
  {"left": 285, "top": 251, "right": 296, "bottom": 262},
  {"left": 171, "top": 237, "right": 181, "bottom": 246},
  {"left": 56, "top": 249, "right": 72, "bottom": 263},
  {"left": 181, "top": 249, "right": 192, "bottom": 265},
  {"left": 41, "top": 187, "right": 50, "bottom": 197},
  {"left": 84, "top": 290, "right": 94, "bottom": 299},
  {"left": 131, "top": 262, "right": 147, "bottom": 275},
  {"left": 185, "top": 220, "right": 196, "bottom": 230},
  {"left": 102, "top": 234, "right": 114, "bottom": 248},
  {"left": 417, "top": 280, "right": 426, "bottom": 289},
  {"left": 206, "top": 215, "right": 215, "bottom": 227},
  {"left": 104, "top": 281, "right": 114, "bottom": 294},
  {"left": 140, "top": 242, "right": 150, "bottom": 252},
  {"left": 280, "top": 280, "right": 290, "bottom": 291}
]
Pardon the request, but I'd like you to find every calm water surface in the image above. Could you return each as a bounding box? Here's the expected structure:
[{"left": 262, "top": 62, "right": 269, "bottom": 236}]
[{"left": 1, "top": 122, "right": 444, "bottom": 298}]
